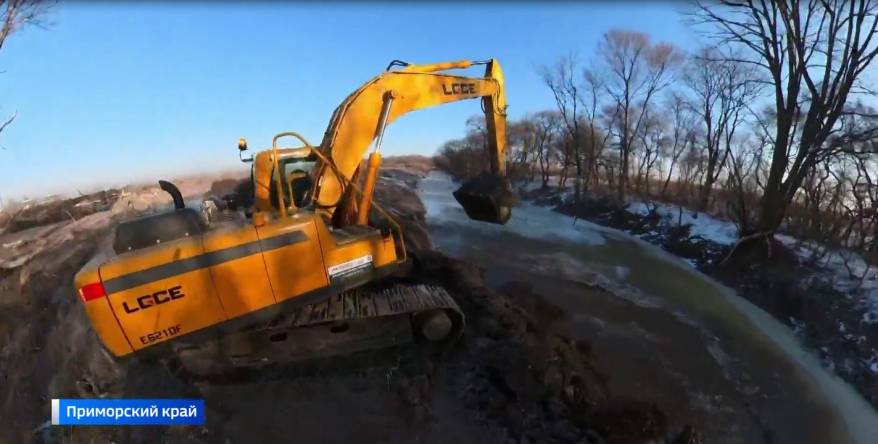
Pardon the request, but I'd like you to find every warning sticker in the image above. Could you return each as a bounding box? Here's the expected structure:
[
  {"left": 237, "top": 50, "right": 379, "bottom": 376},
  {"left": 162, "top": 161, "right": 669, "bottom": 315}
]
[{"left": 328, "top": 255, "right": 373, "bottom": 278}]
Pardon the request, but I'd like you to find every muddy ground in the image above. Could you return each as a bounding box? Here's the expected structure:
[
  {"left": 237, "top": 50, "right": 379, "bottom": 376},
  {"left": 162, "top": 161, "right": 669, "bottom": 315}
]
[
  {"left": 0, "top": 159, "right": 699, "bottom": 444},
  {"left": 518, "top": 185, "right": 878, "bottom": 410}
]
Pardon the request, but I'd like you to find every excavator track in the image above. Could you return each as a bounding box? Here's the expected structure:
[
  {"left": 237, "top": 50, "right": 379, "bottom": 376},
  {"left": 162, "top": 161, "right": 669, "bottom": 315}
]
[{"left": 164, "top": 284, "right": 463, "bottom": 379}]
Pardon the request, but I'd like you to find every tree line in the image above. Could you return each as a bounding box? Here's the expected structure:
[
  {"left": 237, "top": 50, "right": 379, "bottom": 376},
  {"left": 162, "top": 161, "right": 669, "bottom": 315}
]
[{"left": 436, "top": 0, "right": 878, "bottom": 261}]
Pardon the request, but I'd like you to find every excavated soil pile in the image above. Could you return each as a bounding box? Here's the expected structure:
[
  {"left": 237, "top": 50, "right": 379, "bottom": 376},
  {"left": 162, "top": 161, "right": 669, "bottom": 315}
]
[
  {"left": 453, "top": 171, "right": 518, "bottom": 207},
  {"left": 0, "top": 190, "right": 120, "bottom": 235}
]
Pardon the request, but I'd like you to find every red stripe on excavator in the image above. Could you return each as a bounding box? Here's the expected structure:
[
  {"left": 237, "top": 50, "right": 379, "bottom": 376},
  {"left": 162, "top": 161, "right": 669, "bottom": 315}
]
[{"left": 79, "top": 282, "right": 107, "bottom": 302}]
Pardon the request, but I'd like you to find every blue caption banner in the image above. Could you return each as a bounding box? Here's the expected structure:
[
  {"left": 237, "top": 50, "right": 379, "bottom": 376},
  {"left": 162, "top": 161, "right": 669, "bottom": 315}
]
[{"left": 51, "top": 399, "right": 205, "bottom": 426}]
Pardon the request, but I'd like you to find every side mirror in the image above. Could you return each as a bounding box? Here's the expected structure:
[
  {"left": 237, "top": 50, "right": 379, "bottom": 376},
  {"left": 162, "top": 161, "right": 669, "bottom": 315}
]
[
  {"left": 238, "top": 137, "right": 253, "bottom": 163},
  {"left": 238, "top": 138, "right": 253, "bottom": 163}
]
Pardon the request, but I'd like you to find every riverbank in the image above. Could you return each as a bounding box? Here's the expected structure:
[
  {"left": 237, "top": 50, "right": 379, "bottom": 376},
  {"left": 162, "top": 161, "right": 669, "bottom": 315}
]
[
  {"left": 421, "top": 170, "right": 878, "bottom": 443},
  {"left": 515, "top": 181, "right": 878, "bottom": 410}
]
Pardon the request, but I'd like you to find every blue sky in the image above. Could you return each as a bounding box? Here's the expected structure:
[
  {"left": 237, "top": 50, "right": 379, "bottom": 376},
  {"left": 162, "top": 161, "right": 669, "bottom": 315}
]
[{"left": 0, "top": 2, "right": 699, "bottom": 199}]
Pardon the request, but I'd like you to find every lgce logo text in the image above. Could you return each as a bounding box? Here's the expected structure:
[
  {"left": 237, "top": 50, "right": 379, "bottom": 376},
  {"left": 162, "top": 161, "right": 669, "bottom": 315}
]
[{"left": 123, "top": 285, "right": 185, "bottom": 314}]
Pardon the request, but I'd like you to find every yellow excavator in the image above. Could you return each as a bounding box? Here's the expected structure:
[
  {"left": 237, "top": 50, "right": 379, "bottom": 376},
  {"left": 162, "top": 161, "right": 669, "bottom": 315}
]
[{"left": 73, "top": 59, "right": 514, "bottom": 375}]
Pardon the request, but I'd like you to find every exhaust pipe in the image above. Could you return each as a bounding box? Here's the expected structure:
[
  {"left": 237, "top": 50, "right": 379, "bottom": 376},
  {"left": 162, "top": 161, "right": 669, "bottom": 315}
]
[{"left": 159, "top": 180, "right": 185, "bottom": 210}]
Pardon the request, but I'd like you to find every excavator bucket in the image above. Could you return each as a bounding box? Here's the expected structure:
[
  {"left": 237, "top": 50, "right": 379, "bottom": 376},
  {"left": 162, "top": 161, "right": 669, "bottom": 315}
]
[{"left": 453, "top": 172, "right": 515, "bottom": 225}]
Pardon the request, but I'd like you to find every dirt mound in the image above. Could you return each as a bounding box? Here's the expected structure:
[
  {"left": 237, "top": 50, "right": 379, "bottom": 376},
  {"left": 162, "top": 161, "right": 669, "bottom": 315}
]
[
  {"left": 205, "top": 177, "right": 255, "bottom": 210},
  {"left": 1, "top": 190, "right": 120, "bottom": 234},
  {"left": 0, "top": 214, "right": 116, "bottom": 443},
  {"left": 375, "top": 172, "right": 433, "bottom": 255},
  {"left": 455, "top": 171, "right": 518, "bottom": 207},
  {"left": 382, "top": 155, "right": 434, "bottom": 177}
]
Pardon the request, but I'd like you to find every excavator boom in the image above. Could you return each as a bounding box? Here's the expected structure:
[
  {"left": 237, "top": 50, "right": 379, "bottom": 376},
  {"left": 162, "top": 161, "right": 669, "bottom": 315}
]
[{"left": 313, "top": 59, "right": 514, "bottom": 224}]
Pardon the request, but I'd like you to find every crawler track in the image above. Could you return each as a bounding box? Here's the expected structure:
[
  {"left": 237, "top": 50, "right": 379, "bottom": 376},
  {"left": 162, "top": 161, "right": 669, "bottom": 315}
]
[{"left": 165, "top": 284, "right": 464, "bottom": 379}]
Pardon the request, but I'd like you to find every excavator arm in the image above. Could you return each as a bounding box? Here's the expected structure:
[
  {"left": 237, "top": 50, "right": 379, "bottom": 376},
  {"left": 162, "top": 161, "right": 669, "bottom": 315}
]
[{"left": 312, "top": 58, "right": 514, "bottom": 225}]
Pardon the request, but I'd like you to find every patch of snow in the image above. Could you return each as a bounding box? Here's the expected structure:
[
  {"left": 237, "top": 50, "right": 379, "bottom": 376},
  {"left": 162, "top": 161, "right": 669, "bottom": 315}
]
[
  {"left": 776, "top": 233, "right": 878, "bottom": 324},
  {"left": 789, "top": 317, "right": 806, "bottom": 338},
  {"left": 627, "top": 200, "right": 878, "bottom": 325},
  {"left": 628, "top": 199, "right": 739, "bottom": 246},
  {"left": 514, "top": 180, "right": 545, "bottom": 193},
  {"left": 378, "top": 176, "right": 409, "bottom": 188},
  {"left": 626, "top": 201, "right": 652, "bottom": 216}
]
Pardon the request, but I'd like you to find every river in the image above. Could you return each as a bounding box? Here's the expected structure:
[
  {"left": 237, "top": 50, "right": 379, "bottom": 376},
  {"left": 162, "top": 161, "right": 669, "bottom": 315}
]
[{"left": 418, "top": 171, "right": 878, "bottom": 444}]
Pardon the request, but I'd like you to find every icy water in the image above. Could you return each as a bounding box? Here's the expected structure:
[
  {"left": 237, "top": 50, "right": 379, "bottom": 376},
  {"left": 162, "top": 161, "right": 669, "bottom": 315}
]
[{"left": 419, "top": 171, "right": 878, "bottom": 444}]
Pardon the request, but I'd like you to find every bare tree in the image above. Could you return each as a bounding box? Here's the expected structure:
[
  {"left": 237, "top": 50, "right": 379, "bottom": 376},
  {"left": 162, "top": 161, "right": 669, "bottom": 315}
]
[
  {"left": 580, "top": 70, "right": 611, "bottom": 191},
  {"left": 679, "top": 139, "right": 707, "bottom": 198},
  {"left": 826, "top": 108, "right": 878, "bottom": 250},
  {"left": 0, "top": 111, "right": 14, "bottom": 136},
  {"left": 541, "top": 55, "right": 585, "bottom": 199},
  {"left": 685, "top": 47, "right": 761, "bottom": 210},
  {"left": 0, "top": 0, "right": 51, "bottom": 139},
  {"left": 694, "top": 0, "right": 878, "bottom": 245},
  {"left": 597, "top": 29, "right": 683, "bottom": 201},
  {"left": 435, "top": 117, "right": 492, "bottom": 180},
  {"left": 507, "top": 119, "right": 537, "bottom": 181},
  {"left": 633, "top": 105, "right": 668, "bottom": 196},
  {"left": 661, "top": 93, "right": 697, "bottom": 199},
  {"left": 725, "top": 133, "right": 766, "bottom": 234},
  {"left": 529, "top": 111, "right": 562, "bottom": 188}
]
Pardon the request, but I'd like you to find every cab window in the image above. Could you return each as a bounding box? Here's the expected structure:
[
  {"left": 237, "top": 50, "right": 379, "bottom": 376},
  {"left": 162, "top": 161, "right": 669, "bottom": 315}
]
[{"left": 269, "top": 158, "right": 317, "bottom": 210}]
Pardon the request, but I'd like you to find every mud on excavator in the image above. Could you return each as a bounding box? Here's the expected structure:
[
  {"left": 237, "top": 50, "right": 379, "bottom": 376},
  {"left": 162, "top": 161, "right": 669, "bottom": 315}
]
[{"left": 73, "top": 59, "right": 515, "bottom": 377}]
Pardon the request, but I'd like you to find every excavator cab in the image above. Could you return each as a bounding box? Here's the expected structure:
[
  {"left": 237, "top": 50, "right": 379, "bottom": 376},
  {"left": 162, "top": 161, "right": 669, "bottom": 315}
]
[
  {"left": 242, "top": 143, "right": 318, "bottom": 214},
  {"left": 269, "top": 153, "right": 317, "bottom": 210}
]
